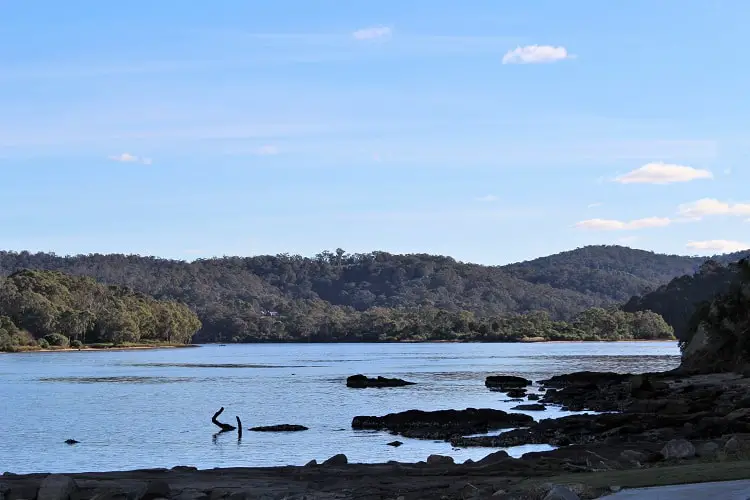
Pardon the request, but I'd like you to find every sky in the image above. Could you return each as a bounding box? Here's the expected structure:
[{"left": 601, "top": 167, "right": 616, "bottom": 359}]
[{"left": 1, "top": 0, "right": 749, "bottom": 265}]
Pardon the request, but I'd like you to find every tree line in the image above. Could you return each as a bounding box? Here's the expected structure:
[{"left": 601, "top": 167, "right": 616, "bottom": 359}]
[{"left": 0, "top": 270, "right": 201, "bottom": 351}]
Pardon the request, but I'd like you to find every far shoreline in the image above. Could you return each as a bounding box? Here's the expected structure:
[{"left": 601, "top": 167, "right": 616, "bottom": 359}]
[{"left": 1, "top": 338, "right": 676, "bottom": 354}]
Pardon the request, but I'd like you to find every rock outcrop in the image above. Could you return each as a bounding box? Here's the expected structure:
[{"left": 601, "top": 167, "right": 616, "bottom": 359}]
[
  {"left": 352, "top": 408, "right": 534, "bottom": 439},
  {"left": 346, "top": 375, "right": 416, "bottom": 388}
]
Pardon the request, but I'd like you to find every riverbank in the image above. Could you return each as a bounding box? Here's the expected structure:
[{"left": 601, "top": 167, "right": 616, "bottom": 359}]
[{"left": 1, "top": 343, "right": 199, "bottom": 354}]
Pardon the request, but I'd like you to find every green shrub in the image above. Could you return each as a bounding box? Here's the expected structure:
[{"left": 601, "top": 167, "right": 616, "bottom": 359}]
[
  {"left": 43, "top": 333, "right": 70, "bottom": 347},
  {"left": 38, "top": 338, "right": 50, "bottom": 349},
  {"left": 70, "top": 339, "right": 83, "bottom": 348}
]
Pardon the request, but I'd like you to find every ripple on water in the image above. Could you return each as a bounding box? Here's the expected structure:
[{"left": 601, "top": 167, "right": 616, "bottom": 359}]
[{"left": 39, "top": 376, "right": 196, "bottom": 384}]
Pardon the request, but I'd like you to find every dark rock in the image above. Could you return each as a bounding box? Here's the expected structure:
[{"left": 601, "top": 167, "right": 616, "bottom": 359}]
[
  {"left": 485, "top": 375, "right": 532, "bottom": 391},
  {"left": 140, "top": 481, "right": 170, "bottom": 500},
  {"left": 426, "top": 454, "right": 454, "bottom": 466},
  {"left": 171, "top": 466, "right": 198, "bottom": 472},
  {"left": 304, "top": 460, "right": 317, "bottom": 467},
  {"left": 322, "top": 454, "right": 348, "bottom": 466},
  {"left": 512, "top": 403, "right": 546, "bottom": 411},
  {"left": 539, "top": 371, "right": 630, "bottom": 389},
  {"left": 346, "top": 374, "right": 415, "bottom": 388},
  {"left": 64, "top": 439, "right": 79, "bottom": 445},
  {"left": 661, "top": 439, "right": 695, "bottom": 459},
  {"left": 506, "top": 389, "right": 527, "bottom": 398},
  {"left": 387, "top": 441, "right": 403, "bottom": 447},
  {"left": 249, "top": 424, "right": 308, "bottom": 432},
  {"left": 476, "top": 450, "right": 511, "bottom": 466},
  {"left": 527, "top": 394, "right": 540, "bottom": 401},
  {"left": 37, "top": 475, "right": 79, "bottom": 500},
  {"left": 88, "top": 488, "right": 129, "bottom": 500},
  {"left": 352, "top": 408, "right": 534, "bottom": 440}
]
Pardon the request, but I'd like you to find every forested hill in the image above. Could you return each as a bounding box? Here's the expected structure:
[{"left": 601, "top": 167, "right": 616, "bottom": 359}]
[
  {"left": 502, "top": 246, "right": 747, "bottom": 303},
  {"left": 623, "top": 258, "right": 750, "bottom": 341},
  {"left": 0, "top": 245, "right": 745, "bottom": 342}
]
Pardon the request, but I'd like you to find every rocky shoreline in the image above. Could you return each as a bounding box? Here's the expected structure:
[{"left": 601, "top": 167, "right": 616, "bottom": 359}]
[{"left": 7, "top": 367, "right": 750, "bottom": 499}]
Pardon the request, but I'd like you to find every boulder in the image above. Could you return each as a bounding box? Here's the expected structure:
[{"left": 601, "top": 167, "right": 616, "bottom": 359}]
[
  {"left": 527, "top": 394, "right": 540, "bottom": 401},
  {"left": 141, "top": 481, "right": 171, "bottom": 500},
  {"left": 37, "top": 475, "right": 79, "bottom": 500},
  {"left": 426, "top": 455, "right": 454, "bottom": 466},
  {"left": 485, "top": 375, "right": 532, "bottom": 391},
  {"left": 661, "top": 439, "right": 696, "bottom": 459},
  {"left": 476, "top": 450, "right": 511, "bottom": 466},
  {"left": 506, "top": 389, "right": 527, "bottom": 398},
  {"left": 64, "top": 439, "right": 79, "bottom": 445},
  {"left": 387, "top": 441, "right": 403, "bottom": 447},
  {"left": 346, "top": 375, "right": 415, "bottom": 388},
  {"left": 304, "top": 460, "right": 318, "bottom": 467},
  {"left": 512, "top": 403, "right": 546, "bottom": 411},
  {"left": 697, "top": 441, "right": 720, "bottom": 457},
  {"left": 351, "top": 408, "right": 533, "bottom": 440},
  {"left": 725, "top": 436, "right": 742, "bottom": 453},
  {"left": 322, "top": 454, "right": 348, "bottom": 466}
]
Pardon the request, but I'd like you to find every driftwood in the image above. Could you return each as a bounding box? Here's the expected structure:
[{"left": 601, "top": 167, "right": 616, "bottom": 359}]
[{"left": 212, "top": 407, "right": 237, "bottom": 433}]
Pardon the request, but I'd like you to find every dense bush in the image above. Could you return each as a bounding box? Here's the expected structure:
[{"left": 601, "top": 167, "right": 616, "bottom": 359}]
[
  {"left": 70, "top": 339, "right": 83, "bottom": 348},
  {"left": 37, "top": 338, "right": 50, "bottom": 349},
  {"left": 43, "top": 333, "right": 70, "bottom": 347}
]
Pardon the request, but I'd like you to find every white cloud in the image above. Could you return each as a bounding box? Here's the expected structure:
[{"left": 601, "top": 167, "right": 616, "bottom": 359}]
[
  {"left": 502, "top": 45, "right": 572, "bottom": 64},
  {"left": 615, "top": 162, "right": 713, "bottom": 184},
  {"left": 687, "top": 240, "right": 750, "bottom": 254},
  {"left": 476, "top": 195, "right": 498, "bottom": 202},
  {"left": 677, "top": 198, "right": 750, "bottom": 220},
  {"left": 254, "top": 145, "right": 280, "bottom": 156},
  {"left": 575, "top": 217, "right": 671, "bottom": 231},
  {"left": 352, "top": 26, "right": 392, "bottom": 40},
  {"left": 108, "top": 153, "right": 152, "bottom": 164},
  {"left": 587, "top": 202, "right": 603, "bottom": 208}
]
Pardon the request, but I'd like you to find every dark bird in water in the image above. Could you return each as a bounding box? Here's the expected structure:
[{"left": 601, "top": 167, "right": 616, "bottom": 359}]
[{"left": 64, "top": 439, "right": 79, "bottom": 445}]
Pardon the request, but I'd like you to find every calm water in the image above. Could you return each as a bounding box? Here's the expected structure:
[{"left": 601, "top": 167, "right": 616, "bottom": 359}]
[{"left": 0, "top": 342, "right": 680, "bottom": 473}]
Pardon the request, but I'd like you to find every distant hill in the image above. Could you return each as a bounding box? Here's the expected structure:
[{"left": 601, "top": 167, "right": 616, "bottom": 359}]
[
  {"left": 0, "top": 245, "right": 745, "bottom": 342},
  {"left": 502, "top": 245, "right": 748, "bottom": 303}
]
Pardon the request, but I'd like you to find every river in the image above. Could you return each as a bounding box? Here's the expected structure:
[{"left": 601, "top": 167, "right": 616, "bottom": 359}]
[{"left": 0, "top": 341, "right": 680, "bottom": 473}]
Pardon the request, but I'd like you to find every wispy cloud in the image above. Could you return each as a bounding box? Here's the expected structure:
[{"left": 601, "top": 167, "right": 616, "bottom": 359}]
[
  {"left": 677, "top": 198, "right": 750, "bottom": 220},
  {"left": 502, "top": 45, "right": 572, "bottom": 64},
  {"left": 352, "top": 26, "right": 392, "bottom": 40},
  {"left": 575, "top": 217, "right": 671, "bottom": 231},
  {"left": 587, "top": 202, "right": 603, "bottom": 208},
  {"left": 687, "top": 240, "right": 750, "bottom": 253},
  {"left": 108, "top": 153, "right": 152, "bottom": 165},
  {"left": 475, "top": 195, "right": 498, "bottom": 202},
  {"left": 615, "top": 162, "right": 713, "bottom": 184}
]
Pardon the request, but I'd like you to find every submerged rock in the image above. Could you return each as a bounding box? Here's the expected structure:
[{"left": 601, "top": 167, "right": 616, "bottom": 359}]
[
  {"left": 346, "top": 374, "right": 415, "bottom": 388},
  {"left": 387, "top": 441, "right": 403, "bottom": 447},
  {"left": 249, "top": 424, "right": 308, "bottom": 432},
  {"left": 64, "top": 439, "right": 79, "bottom": 445},
  {"left": 506, "top": 389, "right": 527, "bottom": 398},
  {"left": 485, "top": 375, "right": 532, "bottom": 391},
  {"left": 512, "top": 403, "right": 546, "bottom": 411},
  {"left": 352, "top": 408, "right": 534, "bottom": 440}
]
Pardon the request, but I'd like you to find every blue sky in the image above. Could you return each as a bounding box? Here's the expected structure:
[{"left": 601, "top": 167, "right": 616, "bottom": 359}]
[{"left": 1, "top": 0, "right": 749, "bottom": 264}]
